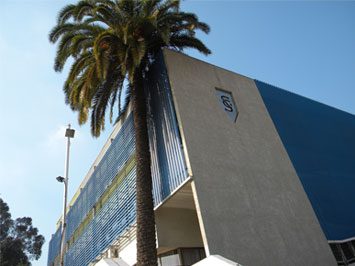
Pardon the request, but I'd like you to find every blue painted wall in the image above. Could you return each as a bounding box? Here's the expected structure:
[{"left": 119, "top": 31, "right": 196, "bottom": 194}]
[{"left": 255, "top": 80, "right": 355, "bottom": 241}]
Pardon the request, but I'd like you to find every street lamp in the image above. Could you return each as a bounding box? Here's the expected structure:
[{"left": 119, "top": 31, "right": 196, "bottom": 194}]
[{"left": 57, "top": 124, "right": 75, "bottom": 266}]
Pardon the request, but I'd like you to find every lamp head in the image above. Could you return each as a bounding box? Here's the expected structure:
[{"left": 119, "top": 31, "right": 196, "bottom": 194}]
[
  {"left": 56, "top": 176, "right": 65, "bottom": 183},
  {"left": 65, "top": 124, "right": 75, "bottom": 138},
  {"left": 65, "top": 129, "right": 75, "bottom": 138}
]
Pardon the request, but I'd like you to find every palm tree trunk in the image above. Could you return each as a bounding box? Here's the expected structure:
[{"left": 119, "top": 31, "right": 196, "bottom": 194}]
[{"left": 131, "top": 70, "right": 158, "bottom": 266}]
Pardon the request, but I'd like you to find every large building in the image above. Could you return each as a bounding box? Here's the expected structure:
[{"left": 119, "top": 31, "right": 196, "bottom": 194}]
[{"left": 48, "top": 49, "right": 355, "bottom": 266}]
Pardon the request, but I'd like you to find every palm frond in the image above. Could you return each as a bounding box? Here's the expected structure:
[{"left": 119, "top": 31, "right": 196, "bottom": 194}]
[
  {"left": 157, "top": 0, "right": 179, "bottom": 16},
  {"left": 49, "top": 23, "right": 76, "bottom": 43},
  {"left": 94, "top": 5, "right": 116, "bottom": 27},
  {"left": 169, "top": 34, "right": 211, "bottom": 55},
  {"left": 115, "top": 85, "right": 131, "bottom": 124},
  {"left": 57, "top": 4, "right": 77, "bottom": 25},
  {"left": 54, "top": 32, "right": 77, "bottom": 71},
  {"left": 91, "top": 59, "right": 123, "bottom": 136},
  {"left": 70, "top": 34, "right": 93, "bottom": 56},
  {"left": 74, "top": 0, "right": 95, "bottom": 22}
]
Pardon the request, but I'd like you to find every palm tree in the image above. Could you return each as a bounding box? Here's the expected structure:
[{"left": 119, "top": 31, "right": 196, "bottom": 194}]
[{"left": 49, "top": 1, "right": 210, "bottom": 265}]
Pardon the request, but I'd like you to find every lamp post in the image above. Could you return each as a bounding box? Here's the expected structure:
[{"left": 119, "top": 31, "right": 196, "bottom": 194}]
[{"left": 57, "top": 124, "right": 75, "bottom": 266}]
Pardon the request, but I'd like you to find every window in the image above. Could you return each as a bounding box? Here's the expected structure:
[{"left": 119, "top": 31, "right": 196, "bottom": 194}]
[
  {"left": 329, "top": 241, "right": 355, "bottom": 265},
  {"left": 158, "top": 248, "right": 206, "bottom": 266}
]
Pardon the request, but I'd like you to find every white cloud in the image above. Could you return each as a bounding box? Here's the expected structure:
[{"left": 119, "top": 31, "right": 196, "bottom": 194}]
[{"left": 45, "top": 125, "right": 67, "bottom": 152}]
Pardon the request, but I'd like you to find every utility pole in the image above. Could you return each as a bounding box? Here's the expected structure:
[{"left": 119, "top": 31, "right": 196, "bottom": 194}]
[{"left": 57, "top": 124, "right": 75, "bottom": 266}]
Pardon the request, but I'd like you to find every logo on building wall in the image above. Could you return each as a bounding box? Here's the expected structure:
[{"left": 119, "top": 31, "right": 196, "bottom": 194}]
[{"left": 215, "top": 88, "right": 238, "bottom": 122}]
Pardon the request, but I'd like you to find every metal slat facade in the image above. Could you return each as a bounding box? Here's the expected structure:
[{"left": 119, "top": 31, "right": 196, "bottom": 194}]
[
  {"left": 48, "top": 55, "right": 188, "bottom": 266},
  {"left": 47, "top": 225, "right": 62, "bottom": 265},
  {"left": 47, "top": 114, "right": 135, "bottom": 266},
  {"left": 147, "top": 53, "right": 189, "bottom": 205},
  {"left": 65, "top": 168, "right": 136, "bottom": 266},
  {"left": 65, "top": 116, "right": 135, "bottom": 242}
]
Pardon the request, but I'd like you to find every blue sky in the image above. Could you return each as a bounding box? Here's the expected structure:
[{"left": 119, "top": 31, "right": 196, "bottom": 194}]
[{"left": 0, "top": 1, "right": 354, "bottom": 265}]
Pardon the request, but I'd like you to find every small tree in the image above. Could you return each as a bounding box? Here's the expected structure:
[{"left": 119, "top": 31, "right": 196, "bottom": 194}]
[{"left": 0, "top": 198, "right": 45, "bottom": 266}]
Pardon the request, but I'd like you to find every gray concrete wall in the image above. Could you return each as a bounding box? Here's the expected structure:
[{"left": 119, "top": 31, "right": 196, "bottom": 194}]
[
  {"left": 155, "top": 207, "right": 204, "bottom": 252},
  {"left": 162, "top": 49, "right": 336, "bottom": 266}
]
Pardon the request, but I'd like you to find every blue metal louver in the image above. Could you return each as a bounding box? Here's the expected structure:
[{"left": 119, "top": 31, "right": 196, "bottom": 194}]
[{"left": 147, "top": 52, "right": 189, "bottom": 205}]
